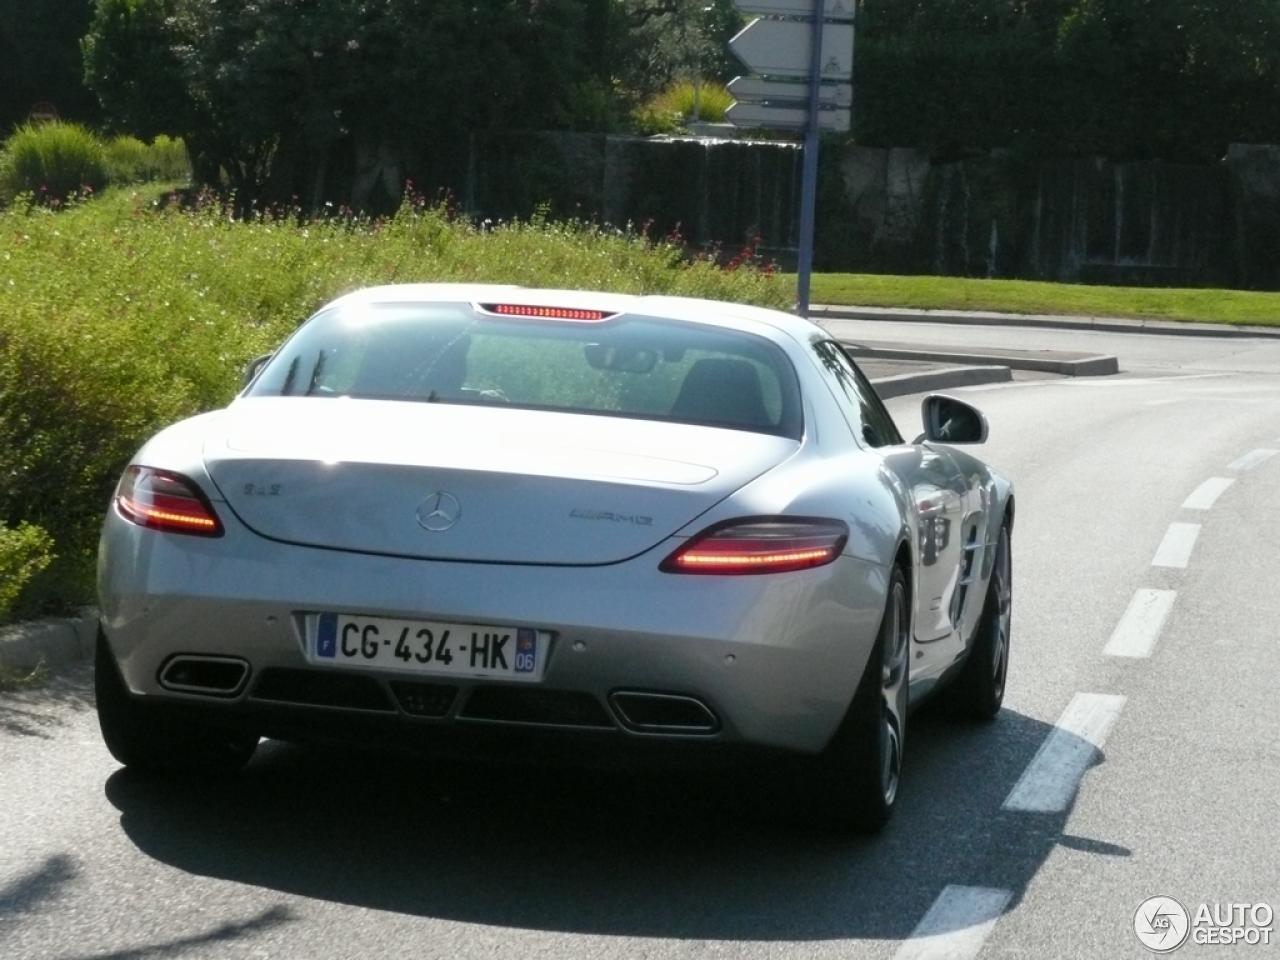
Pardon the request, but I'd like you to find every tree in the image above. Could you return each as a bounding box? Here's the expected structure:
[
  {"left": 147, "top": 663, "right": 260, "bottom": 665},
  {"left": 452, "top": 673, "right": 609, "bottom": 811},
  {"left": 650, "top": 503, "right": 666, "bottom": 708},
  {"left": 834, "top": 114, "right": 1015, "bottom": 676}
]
[
  {"left": 1053, "top": 0, "right": 1280, "bottom": 157},
  {"left": 854, "top": 0, "right": 1280, "bottom": 160},
  {"left": 81, "top": 0, "right": 209, "bottom": 170},
  {"left": 612, "top": 0, "right": 743, "bottom": 106},
  {"left": 84, "top": 0, "right": 615, "bottom": 205},
  {"left": 0, "top": 0, "right": 100, "bottom": 132}
]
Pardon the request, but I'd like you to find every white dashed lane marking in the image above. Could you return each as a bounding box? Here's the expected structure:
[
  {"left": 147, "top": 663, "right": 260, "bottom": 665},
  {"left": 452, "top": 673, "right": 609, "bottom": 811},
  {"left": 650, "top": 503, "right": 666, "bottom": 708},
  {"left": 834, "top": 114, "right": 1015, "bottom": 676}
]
[
  {"left": 1002, "top": 693, "right": 1127, "bottom": 813},
  {"left": 1182, "top": 478, "right": 1234, "bottom": 510},
  {"left": 1228, "top": 448, "right": 1277, "bottom": 470},
  {"left": 1103, "top": 589, "right": 1177, "bottom": 658},
  {"left": 1151, "top": 523, "right": 1200, "bottom": 568},
  {"left": 892, "top": 886, "right": 1013, "bottom": 960}
]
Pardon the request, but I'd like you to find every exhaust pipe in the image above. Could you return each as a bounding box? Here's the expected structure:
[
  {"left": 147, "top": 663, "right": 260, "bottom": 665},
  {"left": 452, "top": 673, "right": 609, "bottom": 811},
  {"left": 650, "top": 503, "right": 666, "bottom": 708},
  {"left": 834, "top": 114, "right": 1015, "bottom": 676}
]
[
  {"left": 158, "top": 656, "right": 250, "bottom": 697},
  {"left": 610, "top": 691, "right": 720, "bottom": 735}
]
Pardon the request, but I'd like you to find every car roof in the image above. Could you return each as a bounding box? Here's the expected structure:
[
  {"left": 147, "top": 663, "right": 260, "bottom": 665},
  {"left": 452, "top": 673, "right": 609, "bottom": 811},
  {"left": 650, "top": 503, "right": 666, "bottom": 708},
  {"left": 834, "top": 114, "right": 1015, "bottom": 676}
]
[{"left": 322, "top": 283, "right": 826, "bottom": 344}]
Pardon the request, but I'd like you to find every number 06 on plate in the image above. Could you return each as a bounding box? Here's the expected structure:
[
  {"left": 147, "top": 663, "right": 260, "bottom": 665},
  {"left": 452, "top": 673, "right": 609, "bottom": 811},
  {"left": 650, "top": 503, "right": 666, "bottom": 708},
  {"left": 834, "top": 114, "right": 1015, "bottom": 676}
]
[{"left": 305, "top": 613, "right": 548, "bottom": 682}]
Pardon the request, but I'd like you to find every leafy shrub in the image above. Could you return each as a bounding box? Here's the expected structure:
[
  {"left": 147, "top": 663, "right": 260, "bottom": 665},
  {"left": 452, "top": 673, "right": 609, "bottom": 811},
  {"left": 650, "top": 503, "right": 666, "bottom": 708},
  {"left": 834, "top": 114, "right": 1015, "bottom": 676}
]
[
  {"left": 0, "top": 522, "right": 55, "bottom": 623},
  {"left": 0, "top": 122, "right": 108, "bottom": 202},
  {"left": 0, "top": 185, "right": 786, "bottom": 616},
  {"left": 102, "top": 135, "right": 147, "bottom": 184},
  {"left": 634, "top": 79, "right": 733, "bottom": 134},
  {"left": 104, "top": 135, "right": 191, "bottom": 184}
]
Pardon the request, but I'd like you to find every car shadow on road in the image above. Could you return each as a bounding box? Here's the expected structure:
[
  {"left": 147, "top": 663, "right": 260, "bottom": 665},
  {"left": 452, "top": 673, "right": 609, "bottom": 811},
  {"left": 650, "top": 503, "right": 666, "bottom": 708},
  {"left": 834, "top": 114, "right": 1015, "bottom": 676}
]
[{"left": 104, "top": 707, "right": 1128, "bottom": 942}]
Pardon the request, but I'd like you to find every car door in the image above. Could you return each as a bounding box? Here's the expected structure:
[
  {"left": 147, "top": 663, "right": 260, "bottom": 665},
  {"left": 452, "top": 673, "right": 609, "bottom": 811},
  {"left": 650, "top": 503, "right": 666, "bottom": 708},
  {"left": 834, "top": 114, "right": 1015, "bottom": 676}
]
[
  {"left": 880, "top": 444, "right": 967, "bottom": 643},
  {"left": 809, "top": 341, "right": 972, "bottom": 669}
]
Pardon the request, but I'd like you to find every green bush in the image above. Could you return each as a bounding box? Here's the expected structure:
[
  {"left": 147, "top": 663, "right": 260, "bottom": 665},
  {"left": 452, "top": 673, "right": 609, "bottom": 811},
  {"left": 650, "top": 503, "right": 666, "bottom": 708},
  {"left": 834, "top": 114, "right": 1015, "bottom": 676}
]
[
  {"left": 0, "top": 122, "right": 108, "bottom": 202},
  {"left": 0, "top": 185, "right": 787, "bottom": 616},
  {"left": 0, "top": 522, "right": 55, "bottom": 623},
  {"left": 103, "top": 135, "right": 191, "bottom": 185},
  {"left": 102, "top": 134, "right": 146, "bottom": 183},
  {"left": 634, "top": 79, "right": 733, "bottom": 135}
]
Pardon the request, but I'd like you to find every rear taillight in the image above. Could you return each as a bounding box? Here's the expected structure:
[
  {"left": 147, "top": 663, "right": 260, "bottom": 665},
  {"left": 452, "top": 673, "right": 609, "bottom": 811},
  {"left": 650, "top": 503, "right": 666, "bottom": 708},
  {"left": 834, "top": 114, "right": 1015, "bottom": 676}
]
[
  {"left": 661, "top": 518, "right": 848, "bottom": 575},
  {"left": 115, "top": 466, "right": 224, "bottom": 537}
]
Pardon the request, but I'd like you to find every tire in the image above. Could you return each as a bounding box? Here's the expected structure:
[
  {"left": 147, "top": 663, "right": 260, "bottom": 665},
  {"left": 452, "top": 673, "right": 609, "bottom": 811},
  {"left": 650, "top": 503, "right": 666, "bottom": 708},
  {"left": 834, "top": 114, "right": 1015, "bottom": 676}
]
[
  {"left": 940, "top": 521, "right": 1011, "bottom": 721},
  {"left": 95, "top": 631, "right": 258, "bottom": 774},
  {"left": 798, "top": 565, "right": 910, "bottom": 834}
]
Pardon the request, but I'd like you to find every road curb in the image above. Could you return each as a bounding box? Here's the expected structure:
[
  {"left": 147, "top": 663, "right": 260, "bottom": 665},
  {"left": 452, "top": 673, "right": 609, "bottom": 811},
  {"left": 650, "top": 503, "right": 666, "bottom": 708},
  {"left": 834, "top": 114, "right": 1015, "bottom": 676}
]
[
  {"left": 847, "top": 342, "right": 1119, "bottom": 377},
  {"left": 812, "top": 304, "right": 1280, "bottom": 340},
  {"left": 0, "top": 609, "right": 97, "bottom": 676},
  {"left": 871, "top": 364, "right": 1012, "bottom": 399}
]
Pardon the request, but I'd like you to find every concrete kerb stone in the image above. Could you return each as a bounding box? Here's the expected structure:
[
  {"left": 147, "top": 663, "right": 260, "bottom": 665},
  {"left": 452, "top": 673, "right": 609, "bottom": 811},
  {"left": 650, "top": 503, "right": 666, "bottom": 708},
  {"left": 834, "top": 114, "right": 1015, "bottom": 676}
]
[
  {"left": 0, "top": 609, "right": 98, "bottom": 675},
  {"left": 811, "top": 304, "right": 1280, "bottom": 341},
  {"left": 871, "top": 365, "right": 1012, "bottom": 399},
  {"left": 844, "top": 342, "right": 1120, "bottom": 377}
]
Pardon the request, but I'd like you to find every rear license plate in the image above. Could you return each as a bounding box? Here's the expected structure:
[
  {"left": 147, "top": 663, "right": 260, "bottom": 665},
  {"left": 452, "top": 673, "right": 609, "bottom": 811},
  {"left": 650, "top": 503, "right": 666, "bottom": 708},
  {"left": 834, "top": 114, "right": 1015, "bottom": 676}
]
[{"left": 307, "top": 613, "right": 547, "bottom": 682}]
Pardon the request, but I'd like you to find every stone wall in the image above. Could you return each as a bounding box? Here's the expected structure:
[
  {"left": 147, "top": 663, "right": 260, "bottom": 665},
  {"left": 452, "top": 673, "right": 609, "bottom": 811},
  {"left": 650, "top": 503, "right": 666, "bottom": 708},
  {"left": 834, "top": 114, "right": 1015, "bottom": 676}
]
[
  {"left": 327, "top": 131, "right": 1280, "bottom": 289},
  {"left": 831, "top": 144, "right": 1280, "bottom": 289},
  {"left": 392, "top": 131, "right": 803, "bottom": 259}
]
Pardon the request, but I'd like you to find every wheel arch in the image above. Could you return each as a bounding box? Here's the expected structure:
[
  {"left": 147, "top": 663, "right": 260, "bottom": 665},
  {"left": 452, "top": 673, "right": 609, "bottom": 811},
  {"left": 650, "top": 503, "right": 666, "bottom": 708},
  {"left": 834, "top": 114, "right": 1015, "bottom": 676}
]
[
  {"left": 892, "top": 537, "right": 917, "bottom": 646},
  {"left": 1000, "top": 492, "right": 1015, "bottom": 533},
  {"left": 893, "top": 539, "right": 913, "bottom": 600}
]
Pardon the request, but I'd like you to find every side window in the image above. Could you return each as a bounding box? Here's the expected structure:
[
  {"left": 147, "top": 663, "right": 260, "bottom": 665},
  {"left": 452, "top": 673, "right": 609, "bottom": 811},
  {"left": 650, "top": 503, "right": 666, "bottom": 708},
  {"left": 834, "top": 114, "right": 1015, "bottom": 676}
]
[
  {"left": 811, "top": 340, "right": 904, "bottom": 448},
  {"left": 840, "top": 344, "right": 904, "bottom": 447}
]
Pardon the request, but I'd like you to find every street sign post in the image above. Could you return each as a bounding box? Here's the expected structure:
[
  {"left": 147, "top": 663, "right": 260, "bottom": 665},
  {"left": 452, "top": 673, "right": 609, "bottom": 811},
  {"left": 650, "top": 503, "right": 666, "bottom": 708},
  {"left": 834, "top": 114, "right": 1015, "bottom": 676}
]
[{"left": 727, "top": 0, "right": 856, "bottom": 318}]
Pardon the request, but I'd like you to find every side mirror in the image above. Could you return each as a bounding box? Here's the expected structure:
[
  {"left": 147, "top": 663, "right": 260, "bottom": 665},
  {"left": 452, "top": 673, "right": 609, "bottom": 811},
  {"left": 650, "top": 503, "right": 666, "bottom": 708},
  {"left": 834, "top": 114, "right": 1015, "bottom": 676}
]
[
  {"left": 242, "top": 352, "right": 274, "bottom": 390},
  {"left": 919, "top": 394, "right": 988, "bottom": 444}
]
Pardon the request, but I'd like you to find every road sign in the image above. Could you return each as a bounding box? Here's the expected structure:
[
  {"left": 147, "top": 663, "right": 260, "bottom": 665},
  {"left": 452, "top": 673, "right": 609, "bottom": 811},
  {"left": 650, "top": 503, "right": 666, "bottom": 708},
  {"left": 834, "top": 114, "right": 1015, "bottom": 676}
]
[
  {"left": 729, "top": 19, "right": 854, "bottom": 79},
  {"left": 728, "top": 77, "right": 852, "bottom": 109},
  {"left": 728, "top": 0, "right": 859, "bottom": 319},
  {"left": 28, "top": 101, "right": 58, "bottom": 124},
  {"left": 734, "top": 0, "right": 855, "bottom": 17},
  {"left": 725, "top": 102, "right": 850, "bottom": 132}
]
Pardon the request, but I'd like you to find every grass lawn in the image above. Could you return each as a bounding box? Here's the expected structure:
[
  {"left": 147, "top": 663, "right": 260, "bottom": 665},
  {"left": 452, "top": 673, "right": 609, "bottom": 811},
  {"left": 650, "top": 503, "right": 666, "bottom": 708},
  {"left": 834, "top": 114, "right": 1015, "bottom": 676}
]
[{"left": 806, "top": 273, "right": 1280, "bottom": 327}]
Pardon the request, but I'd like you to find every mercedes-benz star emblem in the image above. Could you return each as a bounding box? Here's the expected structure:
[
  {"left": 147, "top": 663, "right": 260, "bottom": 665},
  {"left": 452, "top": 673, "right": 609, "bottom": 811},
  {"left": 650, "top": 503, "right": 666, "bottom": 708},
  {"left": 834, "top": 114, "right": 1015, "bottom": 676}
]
[{"left": 416, "top": 491, "right": 461, "bottom": 532}]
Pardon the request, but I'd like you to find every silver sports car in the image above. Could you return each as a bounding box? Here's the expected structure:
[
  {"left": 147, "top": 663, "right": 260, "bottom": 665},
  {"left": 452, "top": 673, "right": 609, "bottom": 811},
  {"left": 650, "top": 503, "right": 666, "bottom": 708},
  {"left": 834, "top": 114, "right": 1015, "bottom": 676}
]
[{"left": 96, "top": 284, "right": 1013, "bottom": 832}]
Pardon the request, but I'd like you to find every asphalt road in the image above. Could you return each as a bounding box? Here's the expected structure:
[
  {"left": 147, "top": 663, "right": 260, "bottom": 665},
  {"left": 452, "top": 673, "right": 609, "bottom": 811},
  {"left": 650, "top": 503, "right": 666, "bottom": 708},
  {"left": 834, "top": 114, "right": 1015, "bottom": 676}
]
[{"left": 3, "top": 325, "right": 1279, "bottom": 960}]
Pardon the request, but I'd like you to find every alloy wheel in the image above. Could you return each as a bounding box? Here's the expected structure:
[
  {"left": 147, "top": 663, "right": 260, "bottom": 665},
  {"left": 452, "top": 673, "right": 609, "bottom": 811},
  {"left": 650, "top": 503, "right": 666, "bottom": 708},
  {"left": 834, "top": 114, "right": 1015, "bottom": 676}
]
[
  {"left": 990, "top": 530, "right": 1012, "bottom": 700},
  {"left": 879, "top": 579, "right": 909, "bottom": 806}
]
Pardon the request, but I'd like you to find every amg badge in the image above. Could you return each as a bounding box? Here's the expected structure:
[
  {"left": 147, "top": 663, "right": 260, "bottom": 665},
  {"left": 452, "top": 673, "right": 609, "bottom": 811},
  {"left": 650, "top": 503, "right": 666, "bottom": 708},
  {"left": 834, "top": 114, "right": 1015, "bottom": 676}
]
[{"left": 570, "top": 508, "right": 654, "bottom": 526}]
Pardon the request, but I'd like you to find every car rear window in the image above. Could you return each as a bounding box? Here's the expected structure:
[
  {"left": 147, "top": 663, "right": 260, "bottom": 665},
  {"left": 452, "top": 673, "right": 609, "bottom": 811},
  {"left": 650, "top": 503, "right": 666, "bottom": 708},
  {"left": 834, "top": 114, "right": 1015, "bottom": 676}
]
[{"left": 247, "top": 302, "right": 802, "bottom": 438}]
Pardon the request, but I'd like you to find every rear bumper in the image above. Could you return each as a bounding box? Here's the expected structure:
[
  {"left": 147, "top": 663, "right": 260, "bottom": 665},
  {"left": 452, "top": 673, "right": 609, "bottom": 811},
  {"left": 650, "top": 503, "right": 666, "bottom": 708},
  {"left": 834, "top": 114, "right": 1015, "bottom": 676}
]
[
  {"left": 124, "top": 692, "right": 798, "bottom": 772},
  {"left": 98, "top": 510, "right": 889, "bottom": 756}
]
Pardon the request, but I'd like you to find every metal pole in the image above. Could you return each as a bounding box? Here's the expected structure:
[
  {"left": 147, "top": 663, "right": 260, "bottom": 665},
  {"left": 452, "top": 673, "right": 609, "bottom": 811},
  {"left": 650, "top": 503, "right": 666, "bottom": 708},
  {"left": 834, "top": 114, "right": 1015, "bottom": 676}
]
[{"left": 795, "top": 0, "right": 824, "bottom": 319}]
